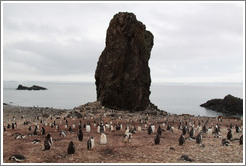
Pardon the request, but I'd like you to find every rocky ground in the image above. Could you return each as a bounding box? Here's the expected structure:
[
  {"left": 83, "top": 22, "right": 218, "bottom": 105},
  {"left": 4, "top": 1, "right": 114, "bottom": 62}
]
[{"left": 3, "top": 102, "right": 244, "bottom": 163}]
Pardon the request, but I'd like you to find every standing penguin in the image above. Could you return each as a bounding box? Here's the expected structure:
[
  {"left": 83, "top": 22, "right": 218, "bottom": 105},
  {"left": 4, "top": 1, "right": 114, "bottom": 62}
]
[
  {"left": 239, "top": 135, "right": 243, "bottom": 145},
  {"left": 189, "top": 127, "right": 195, "bottom": 138},
  {"left": 154, "top": 133, "right": 160, "bottom": 145},
  {"left": 182, "top": 126, "right": 187, "bottom": 135},
  {"left": 236, "top": 125, "right": 241, "bottom": 133},
  {"left": 148, "top": 125, "right": 152, "bottom": 135},
  {"left": 33, "top": 125, "right": 38, "bottom": 135},
  {"left": 28, "top": 126, "right": 32, "bottom": 131},
  {"left": 196, "top": 132, "right": 202, "bottom": 144},
  {"left": 157, "top": 125, "right": 162, "bottom": 135},
  {"left": 100, "top": 133, "right": 107, "bottom": 144},
  {"left": 77, "top": 129, "right": 83, "bottom": 141},
  {"left": 227, "top": 129, "right": 232, "bottom": 140},
  {"left": 68, "top": 141, "right": 75, "bottom": 155},
  {"left": 179, "top": 134, "right": 185, "bottom": 145},
  {"left": 87, "top": 137, "right": 94, "bottom": 150},
  {"left": 41, "top": 127, "right": 45, "bottom": 135},
  {"left": 44, "top": 133, "right": 53, "bottom": 150}
]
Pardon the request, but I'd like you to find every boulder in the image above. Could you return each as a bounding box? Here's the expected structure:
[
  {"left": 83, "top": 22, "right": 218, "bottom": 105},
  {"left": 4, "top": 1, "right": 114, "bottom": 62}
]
[
  {"left": 200, "top": 94, "right": 243, "bottom": 115},
  {"left": 95, "top": 12, "right": 154, "bottom": 111}
]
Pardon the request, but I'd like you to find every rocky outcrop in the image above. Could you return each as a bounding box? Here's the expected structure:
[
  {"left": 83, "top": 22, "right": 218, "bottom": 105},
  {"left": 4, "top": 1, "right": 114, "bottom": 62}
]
[
  {"left": 95, "top": 12, "right": 154, "bottom": 111},
  {"left": 200, "top": 94, "right": 243, "bottom": 115},
  {"left": 16, "top": 85, "right": 47, "bottom": 90}
]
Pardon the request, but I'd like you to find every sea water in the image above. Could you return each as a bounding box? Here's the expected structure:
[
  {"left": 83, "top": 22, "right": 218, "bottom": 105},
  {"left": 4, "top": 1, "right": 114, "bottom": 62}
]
[{"left": 2, "top": 81, "right": 243, "bottom": 117}]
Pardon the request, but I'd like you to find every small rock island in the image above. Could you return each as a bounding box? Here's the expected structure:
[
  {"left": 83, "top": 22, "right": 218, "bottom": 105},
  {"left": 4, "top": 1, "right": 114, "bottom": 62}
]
[
  {"left": 200, "top": 94, "right": 243, "bottom": 115},
  {"left": 16, "top": 84, "right": 47, "bottom": 90}
]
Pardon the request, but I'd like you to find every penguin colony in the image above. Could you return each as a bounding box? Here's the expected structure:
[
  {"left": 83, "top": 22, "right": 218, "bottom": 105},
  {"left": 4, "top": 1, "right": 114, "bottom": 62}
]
[{"left": 3, "top": 106, "right": 244, "bottom": 163}]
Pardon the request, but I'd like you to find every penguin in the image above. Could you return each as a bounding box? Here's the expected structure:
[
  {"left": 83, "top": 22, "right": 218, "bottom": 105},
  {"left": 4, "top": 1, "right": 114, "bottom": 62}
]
[
  {"left": 213, "top": 124, "right": 219, "bottom": 135},
  {"left": 230, "top": 123, "right": 233, "bottom": 129},
  {"left": 179, "top": 134, "right": 185, "bottom": 145},
  {"left": 44, "top": 133, "right": 53, "bottom": 150},
  {"left": 32, "top": 139, "right": 41, "bottom": 144},
  {"left": 60, "top": 130, "right": 67, "bottom": 137},
  {"left": 67, "top": 141, "right": 75, "bottom": 155},
  {"left": 28, "top": 126, "right": 32, "bottom": 131},
  {"left": 151, "top": 124, "right": 155, "bottom": 133},
  {"left": 7, "top": 124, "right": 10, "bottom": 129},
  {"left": 148, "top": 125, "right": 152, "bottom": 135},
  {"left": 166, "top": 124, "right": 171, "bottom": 131},
  {"left": 236, "top": 125, "right": 241, "bottom": 133},
  {"left": 33, "top": 125, "right": 38, "bottom": 135},
  {"left": 202, "top": 125, "right": 207, "bottom": 133},
  {"left": 4, "top": 126, "right": 6, "bottom": 132},
  {"left": 86, "top": 124, "right": 91, "bottom": 132},
  {"left": 87, "top": 137, "right": 94, "bottom": 150},
  {"left": 222, "top": 138, "right": 230, "bottom": 146},
  {"left": 100, "top": 124, "right": 104, "bottom": 133},
  {"left": 15, "top": 134, "right": 25, "bottom": 139},
  {"left": 189, "top": 127, "right": 195, "bottom": 138},
  {"left": 77, "top": 129, "right": 83, "bottom": 141},
  {"left": 239, "top": 135, "right": 243, "bottom": 145},
  {"left": 11, "top": 123, "right": 15, "bottom": 130},
  {"left": 123, "top": 134, "right": 129, "bottom": 143},
  {"left": 9, "top": 154, "right": 26, "bottom": 162},
  {"left": 196, "top": 132, "right": 202, "bottom": 144},
  {"left": 157, "top": 125, "right": 162, "bottom": 135},
  {"left": 227, "top": 129, "right": 232, "bottom": 140},
  {"left": 68, "top": 126, "right": 73, "bottom": 133},
  {"left": 100, "top": 133, "right": 107, "bottom": 144},
  {"left": 154, "top": 133, "right": 160, "bottom": 145},
  {"left": 182, "top": 126, "right": 187, "bottom": 135},
  {"left": 41, "top": 127, "right": 45, "bottom": 135}
]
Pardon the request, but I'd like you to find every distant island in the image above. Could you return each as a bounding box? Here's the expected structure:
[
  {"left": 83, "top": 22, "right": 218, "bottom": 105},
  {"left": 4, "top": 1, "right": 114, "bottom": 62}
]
[
  {"left": 200, "top": 94, "right": 243, "bottom": 115},
  {"left": 16, "top": 84, "right": 47, "bottom": 90}
]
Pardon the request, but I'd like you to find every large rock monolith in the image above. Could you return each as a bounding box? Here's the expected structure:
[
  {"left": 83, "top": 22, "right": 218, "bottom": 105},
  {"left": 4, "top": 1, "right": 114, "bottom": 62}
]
[{"left": 95, "top": 12, "right": 154, "bottom": 111}]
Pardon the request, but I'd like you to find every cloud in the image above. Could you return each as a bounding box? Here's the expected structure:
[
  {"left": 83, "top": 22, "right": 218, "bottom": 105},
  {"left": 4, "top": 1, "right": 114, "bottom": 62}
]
[{"left": 2, "top": 2, "right": 244, "bottom": 83}]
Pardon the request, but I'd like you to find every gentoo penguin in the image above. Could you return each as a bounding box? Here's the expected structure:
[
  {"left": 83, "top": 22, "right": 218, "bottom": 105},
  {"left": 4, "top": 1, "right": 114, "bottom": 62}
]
[
  {"left": 100, "top": 133, "right": 107, "bottom": 144},
  {"left": 227, "top": 129, "right": 232, "bottom": 140},
  {"left": 86, "top": 124, "right": 91, "bottom": 132},
  {"left": 154, "top": 133, "right": 160, "bottom": 145},
  {"left": 189, "top": 127, "right": 195, "bottom": 138},
  {"left": 123, "top": 134, "right": 129, "bottom": 143},
  {"left": 32, "top": 139, "right": 41, "bottom": 144},
  {"left": 41, "top": 127, "right": 45, "bottom": 135},
  {"left": 239, "top": 135, "right": 243, "bottom": 145},
  {"left": 222, "top": 138, "right": 230, "bottom": 146},
  {"left": 196, "top": 132, "right": 202, "bottom": 144},
  {"left": 202, "top": 125, "right": 207, "bottom": 133},
  {"left": 100, "top": 124, "right": 104, "bottom": 133},
  {"left": 4, "top": 126, "right": 6, "bottom": 132},
  {"left": 11, "top": 123, "right": 15, "bottom": 129},
  {"left": 87, "top": 137, "right": 94, "bottom": 150},
  {"left": 28, "top": 126, "right": 32, "bottom": 131},
  {"left": 9, "top": 154, "right": 26, "bottom": 162},
  {"left": 33, "top": 126, "right": 38, "bottom": 135},
  {"left": 7, "top": 124, "right": 10, "bottom": 129},
  {"left": 151, "top": 124, "right": 155, "bottom": 133},
  {"left": 44, "top": 133, "right": 53, "bottom": 150},
  {"left": 67, "top": 141, "right": 75, "bottom": 155},
  {"left": 236, "top": 125, "right": 241, "bottom": 133},
  {"left": 182, "top": 126, "right": 187, "bottom": 135},
  {"left": 213, "top": 124, "right": 219, "bottom": 135},
  {"left": 60, "top": 130, "right": 67, "bottom": 137},
  {"left": 179, "top": 135, "right": 185, "bottom": 145},
  {"left": 157, "top": 125, "right": 162, "bottom": 135},
  {"left": 148, "top": 125, "right": 152, "bottom": 135},
  {"left": 68, "top": 126, "right": 73, "bottom": 133},
  {"left": 77, "top": 129, "right": 83, "bottom": 141}
]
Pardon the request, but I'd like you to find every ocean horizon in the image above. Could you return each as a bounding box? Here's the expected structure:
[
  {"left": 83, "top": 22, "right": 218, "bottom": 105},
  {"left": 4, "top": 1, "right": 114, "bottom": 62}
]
[{"left": 2, "top": 81, "right": 244, "bottom": 117}]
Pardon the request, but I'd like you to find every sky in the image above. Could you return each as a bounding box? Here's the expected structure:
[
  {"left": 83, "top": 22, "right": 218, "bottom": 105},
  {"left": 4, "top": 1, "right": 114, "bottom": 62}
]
[{"left": 2, "top": 1, "right": 245, "bottom": 83}]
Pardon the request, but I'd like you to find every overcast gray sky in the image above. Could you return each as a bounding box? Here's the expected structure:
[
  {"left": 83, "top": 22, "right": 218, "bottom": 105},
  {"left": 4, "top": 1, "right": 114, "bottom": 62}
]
[{"left": 2, "top": 2, "right": 244, "bottom": 83}]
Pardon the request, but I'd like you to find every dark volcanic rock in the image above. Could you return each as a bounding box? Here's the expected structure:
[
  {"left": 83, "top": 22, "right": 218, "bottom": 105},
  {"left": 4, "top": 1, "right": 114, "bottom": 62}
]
[
  {"left": 95, "top": 12, "right": 153, "bottom": 111},
  {"left": 16, "top": 84, "right": 47, "bottom": 90},
  {"left": 200, "top": 94, "right": 243, "bottom": 115}
]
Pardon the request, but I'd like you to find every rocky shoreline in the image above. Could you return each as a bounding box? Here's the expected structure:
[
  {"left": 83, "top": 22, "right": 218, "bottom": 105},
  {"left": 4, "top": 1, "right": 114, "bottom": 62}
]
[{"left": 3, "top": 101, "right": 243, "bottom": 163}]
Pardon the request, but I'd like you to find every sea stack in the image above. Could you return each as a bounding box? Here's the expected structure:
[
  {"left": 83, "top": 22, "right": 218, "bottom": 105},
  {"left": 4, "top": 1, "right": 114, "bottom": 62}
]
[{"left": 95, "top": 12, "right": 154, "bottom": 111}]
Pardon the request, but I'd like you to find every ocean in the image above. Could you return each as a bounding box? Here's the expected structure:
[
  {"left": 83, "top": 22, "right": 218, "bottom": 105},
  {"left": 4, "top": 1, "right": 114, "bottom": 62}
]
[{"left": 2, "top": 81, "right": 244, "bottom": 117}]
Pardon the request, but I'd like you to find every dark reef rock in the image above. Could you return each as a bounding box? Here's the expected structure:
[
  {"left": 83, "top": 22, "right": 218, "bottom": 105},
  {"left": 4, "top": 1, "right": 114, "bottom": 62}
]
[
  {"left": 200, "top": 94, "right": 243, "bottom": 115},
  {"left": 16, "top": 84, "right": 47, "bottom": 90},
  {"left": 95, "top": 12, "right": 153, "bottom": 111}
]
